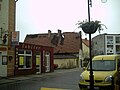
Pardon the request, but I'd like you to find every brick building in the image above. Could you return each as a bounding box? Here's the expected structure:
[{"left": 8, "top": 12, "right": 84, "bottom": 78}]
[{"left": 24, "top": 30, "right": 89, "bottom": 68}]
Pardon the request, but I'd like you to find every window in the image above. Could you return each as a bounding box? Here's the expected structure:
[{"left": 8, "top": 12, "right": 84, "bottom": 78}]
[
  {"left": 87, "top": 60, "right": 116, "bottom": 71},
  {"left": 116, "top": 45, "right": 120, "bottom": 53},
  {"left": 116, "top": 36, "right": 120, "bottom": 43},
  {"left": 107, "top": 36, "right": 113, "bottom": 44},
  {"left": 18, "top": 49, "right": 24, "bottom": 54},
  {"left": 26, "top": 50, "right": 32, "bottom": 54},
  {"left": 107, "top": 45, "right": 113, "bottom": 53},
  {"left": 18, "top": 50, "right": 32, "bottom": 69}
]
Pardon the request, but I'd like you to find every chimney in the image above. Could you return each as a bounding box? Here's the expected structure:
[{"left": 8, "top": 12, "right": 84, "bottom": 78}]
[
  {"left": 48, "top": 30, "right": 51, "bottom": 37},
  {"left": 85, "top": 38, "right": 87, "bottom": 40},
  {"left": 58, "top": 29, "right": 61, "bottom": 36}
]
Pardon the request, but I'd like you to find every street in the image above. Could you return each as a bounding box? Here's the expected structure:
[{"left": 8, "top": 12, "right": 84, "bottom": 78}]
[{"left": 0, "top": 68, "right": 82, "bottom": 90}]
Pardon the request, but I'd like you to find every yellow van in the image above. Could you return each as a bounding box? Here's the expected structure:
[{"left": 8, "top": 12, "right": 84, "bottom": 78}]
[{"left": 79, "top": 55, "right": 120, "bottom": 90}]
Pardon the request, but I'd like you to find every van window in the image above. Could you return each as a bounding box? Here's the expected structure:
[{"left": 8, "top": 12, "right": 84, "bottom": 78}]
[{"left": 87, "top": 60, "right": 116, "bottom": 71}]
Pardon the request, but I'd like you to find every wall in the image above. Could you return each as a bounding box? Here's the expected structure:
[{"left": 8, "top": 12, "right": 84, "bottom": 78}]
[
  {"left": 92, "top": 34, "right": 105, "bottom": 56},
  {"left": 54, "top": 58, "right": 77, "bottom": 69},
  {"left": 0, "top": 0, "right": 15, "bottom": 77},
  {"left": 7, "top": 0, "right": 15, "bottom": 77},
  {"left": 0, "top": 0, "right": 9, "bottom": 45},
  {"left": 82, "top": 42, "right": 89, "bottom": 58}
]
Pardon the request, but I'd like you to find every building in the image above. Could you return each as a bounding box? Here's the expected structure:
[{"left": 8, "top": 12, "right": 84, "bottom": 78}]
[
  {"left": 0, "top": 0, "right": 16, "bottom": 77},
  {"left": 15, "top": 43, "right": 54, "bottom": 76},
  {"left": 0, "top": 0, "right": 54, "bottom": 77},
  {"left": 92, "top": 34, "right": 120, "bottom": 56},
  {"left": 24, "top": 30, "right": 89, "bottom": 68},
  {"left": 82, "top": 38, "right": 89, "bottom": 58}
]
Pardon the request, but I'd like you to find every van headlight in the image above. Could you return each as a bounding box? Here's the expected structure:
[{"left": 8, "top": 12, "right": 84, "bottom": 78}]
[
  {"left": 80, "top": 74, "right": 84, "bottom": 81},
  {"left": 104, "top": 75, "right": 113, "bottom": 83}
]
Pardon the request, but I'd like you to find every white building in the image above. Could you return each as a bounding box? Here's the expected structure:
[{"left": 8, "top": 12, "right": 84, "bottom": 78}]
[
  {"left": 92, "top": 34, "right": 120, "bottom": 56},
  {"left": 0, "top": 0, "right": 16, "bottom": 77}
]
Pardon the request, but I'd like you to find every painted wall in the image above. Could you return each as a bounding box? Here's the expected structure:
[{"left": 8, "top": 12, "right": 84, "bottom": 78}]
[
  {"left": 82, "top": 42, "right": 89, "bottom": 58},
  {"left": 54, "top": 58, "right": 78, "bottom": 69},
  {"left": 92, "top": 34, "right": 105, "bottom": 56},
  {"left": 0, "top": 0, "right": 9, "bottom": 77},
  {"left": 0, "top": 48, "right": 7, "bottom": 77},
  {"left": 0, "top": 0, "right": 9, "bottom": 45}
]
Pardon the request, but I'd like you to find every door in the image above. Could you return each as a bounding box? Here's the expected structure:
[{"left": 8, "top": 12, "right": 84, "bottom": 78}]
[
  {"left": 36, "top": 53, "right": 41, "bottom": 74},
  {"left": 45, "top": 51, "right": 50, "bottom": 72}
]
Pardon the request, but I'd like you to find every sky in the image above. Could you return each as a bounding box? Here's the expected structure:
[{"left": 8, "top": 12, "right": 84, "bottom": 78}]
[{"left": 16, "top": 0, "right": 120, "bottom": 42}]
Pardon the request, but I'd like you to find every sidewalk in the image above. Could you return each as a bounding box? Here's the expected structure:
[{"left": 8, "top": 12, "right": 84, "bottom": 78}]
[{"left": 0, "top": 68, "right": 81, "bottom": 85}]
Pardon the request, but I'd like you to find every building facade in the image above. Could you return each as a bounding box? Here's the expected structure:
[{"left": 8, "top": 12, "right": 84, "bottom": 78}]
[
  {"left": 0, "top": 0, "right": 16, "bottom": 77},
  {"left": 15, "top": 43, "right": 54, "bottom": 76},
  {"left": 92, "top": 34, "right": 120, "bottom": 56}
]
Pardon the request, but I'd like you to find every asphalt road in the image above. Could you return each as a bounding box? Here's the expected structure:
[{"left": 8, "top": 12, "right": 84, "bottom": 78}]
[{"left": 0, "top": 68, "right": 83, "bottom": 90}]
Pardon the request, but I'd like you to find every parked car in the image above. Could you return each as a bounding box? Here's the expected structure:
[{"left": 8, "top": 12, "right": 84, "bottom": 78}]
[{"left": 79, "top": 54, "right": 120, "bottom": 90}]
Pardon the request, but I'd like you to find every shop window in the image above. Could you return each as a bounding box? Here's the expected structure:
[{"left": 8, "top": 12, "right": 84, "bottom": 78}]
[
  {"left": 19, "top": 56, "right": 24, "bottom": 68},
  {"left": 18, "top": 50, "right": 32, "bottom": 69}
]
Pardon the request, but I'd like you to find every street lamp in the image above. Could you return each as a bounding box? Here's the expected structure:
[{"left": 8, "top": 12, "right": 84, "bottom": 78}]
[{"left": 87, "top": 0, "right": 107, "bottom": 90}]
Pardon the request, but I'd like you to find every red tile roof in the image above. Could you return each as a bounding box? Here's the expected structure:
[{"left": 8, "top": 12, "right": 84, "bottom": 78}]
[{"left": 24, "top": 31, "right": 82, "bottom": 54}]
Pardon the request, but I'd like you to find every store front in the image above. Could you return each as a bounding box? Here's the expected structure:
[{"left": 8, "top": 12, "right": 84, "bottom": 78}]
[{"left": 14, "top": 43, "right": 54, "bottom": 76}]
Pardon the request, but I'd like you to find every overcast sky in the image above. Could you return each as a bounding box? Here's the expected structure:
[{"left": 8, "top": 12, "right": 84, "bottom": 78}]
[{"left": 16, "top": 0, "right": 120, "bottom": 42}]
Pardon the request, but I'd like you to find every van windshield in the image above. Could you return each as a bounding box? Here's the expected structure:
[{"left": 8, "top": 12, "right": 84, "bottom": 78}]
[{"left": 87, "top": 60, "right": 116, "bottom": 71}]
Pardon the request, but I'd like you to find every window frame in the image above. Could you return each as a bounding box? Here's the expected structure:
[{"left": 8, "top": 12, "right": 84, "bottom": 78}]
[{"left": 18, "top": 49, "right": 32, "bottom": 69}]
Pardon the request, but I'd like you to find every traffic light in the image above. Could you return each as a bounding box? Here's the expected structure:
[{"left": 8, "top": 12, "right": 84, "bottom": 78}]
[{"left": 2, "top": 33, "right": 7, "bottom": 44}]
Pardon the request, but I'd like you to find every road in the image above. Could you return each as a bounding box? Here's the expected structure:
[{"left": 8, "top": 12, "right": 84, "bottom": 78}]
[{"left": 0, "top": 68, "right": 83, "bottom": 90}]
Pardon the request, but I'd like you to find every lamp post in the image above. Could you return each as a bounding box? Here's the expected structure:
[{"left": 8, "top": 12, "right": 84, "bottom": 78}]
[{"left": 87, "top": 0, "right": 107, "bottom": 90}]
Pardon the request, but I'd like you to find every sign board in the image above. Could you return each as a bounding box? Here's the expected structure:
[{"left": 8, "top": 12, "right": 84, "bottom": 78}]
[{"left": 11, "top": 31, "right": 19, "bottom": 46}]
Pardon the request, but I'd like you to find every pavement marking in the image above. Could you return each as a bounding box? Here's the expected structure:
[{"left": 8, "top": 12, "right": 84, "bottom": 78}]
[{"left": 40, "top": 87, "right": 71, "bottom": 90}]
